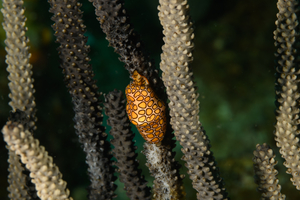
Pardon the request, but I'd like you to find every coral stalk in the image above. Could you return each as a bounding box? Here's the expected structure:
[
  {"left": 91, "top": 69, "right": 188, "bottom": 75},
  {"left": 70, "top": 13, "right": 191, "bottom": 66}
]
[
  {"left": 6, "top": 149, "right": 28, "bottom": 200},
  {"left": 253, "top": 143, "right": 285, "bottom": 200},
  {"left": 48, "top": 0, "right": 116, "bottom": 198},
  {"left": 274, "top": 0, "right": 300, "bottom": 190},
  {"left": 2, "top": 0, "right": 37, "bottom": 198},
  {"left": 88, "top": 0, "right": 167, "bottom": 101},
  {"left": 90, "top": 0, "right": 184, "bottom": 197},
  {"left": 158, "top": 0, "right": 229, "bottom": 199},
  {"left": 2, "top": 121, "right": 72, "bottom": 200},
  {"left": 2, "top": 0, "right": 36, "bottom": 131},
  {"left": 143, "top": 142, "right": 185, "bottom": 200},
  {"left": 104, "top": 90, "right": 151, "bottom": 200}
]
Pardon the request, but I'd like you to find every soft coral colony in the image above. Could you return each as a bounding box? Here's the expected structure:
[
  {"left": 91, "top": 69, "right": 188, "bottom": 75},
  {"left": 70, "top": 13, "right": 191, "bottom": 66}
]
[{"left": 1, "top": 0, "right": 299, "bottom": 200}]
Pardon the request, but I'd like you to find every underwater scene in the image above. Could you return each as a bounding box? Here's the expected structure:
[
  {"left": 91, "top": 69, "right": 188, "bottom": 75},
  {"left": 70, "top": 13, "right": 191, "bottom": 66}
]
[{"left": 0, "top": 0, "right": 297, "bottom": 199}]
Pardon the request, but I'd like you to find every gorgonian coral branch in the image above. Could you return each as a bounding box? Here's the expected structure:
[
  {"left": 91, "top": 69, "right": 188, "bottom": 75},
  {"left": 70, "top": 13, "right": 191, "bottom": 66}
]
[
  {"left": 73, "top": 97, "right": 116, "bottom": 200},
  {"left": 143, "top": 142, "right": 185, "bottom": 200},
  {"left": 274, "top": 0, "right": 300, "bottom": 190},
  {"left": 104, "top": 90, "right": 151, "bottom": 200},
  {"left": 158, "top": 0, "right": 229, "bottom": 199},
  {"left": 6, "top": 148, "right": 28, "bottom": 200},
  {"left": 88, "top": 0, "right": 165, "bottom": 98},
  {"left": 48, "top": 0, "right": 116, "bottom": 198},
  {"left": 2, "top": 0, "right": 36, "bottom": 132},
  {"left": 90, "top": 0, "right": 184, "bottom": 197},
  {"left": 253, "top": 143, "right": 285, "bottom": 200},
  {"left": 2, "top": 121, "right": 72, "bottom": 200},
  {"left": 2, "top": 0, "right": 37, "bottom": 198}
]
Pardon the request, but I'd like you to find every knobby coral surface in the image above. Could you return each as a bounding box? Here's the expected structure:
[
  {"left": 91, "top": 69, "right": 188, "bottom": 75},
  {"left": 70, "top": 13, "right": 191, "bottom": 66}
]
[
  {"left": 158, "top": 0, "right": 229, "bottom": 199},
  {"left": 1, "top": 1, "right": 292, "bottom": 198},
  {"left": 104, "top": 90, "right": 151, "bottom": 200},
  {"left": 274, "top": 0, "right": 300, "bottom": 190},
  {"left": 48, "top": 0, "right": 116, "bottom": 199},
  {"left": 253, "top": 143, "right": 285, "bottom": 200},
  {"left": 2, "top": 121, "right": 72, "bottom": 200}
]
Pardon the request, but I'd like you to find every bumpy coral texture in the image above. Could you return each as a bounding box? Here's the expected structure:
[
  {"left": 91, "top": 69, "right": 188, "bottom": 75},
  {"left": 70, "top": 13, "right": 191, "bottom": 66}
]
[
  {"left": 90, "top": 2, "right": 184, "bottom": 192},
  {"left": 158, "top": 0, "right": 229, "bottom": 199},
  {"left": 2, "top": 0, "right": 38, "bottom": 199},
  {"left": 253, "top": 143, "right": 285, "bottom": 200},
  {"left": 125, "top": 71, "right": 166, "bottom": 144},
  {"left": 73, "top": 97, "right": 116, "bottom": 200},
  {"left": 143, "top": 142, "right": 185, "bottom": 200},
  {"left": 6, "top": 149, "right": 28, "bottom": 200},
  {"left": 2, "top": 122, "right": 72, "bottom": 200},
  {"left": 48, "top": 0, "right": 116, "bottom": 199},
  {"left": 104, "top": 90, "right": 151, "bottom": 200},
  {"left": 274, "top": 0, "right": 300, "bottom": 190},
  {"left": 2, "top": 0, "right": 36, "bottom": 132},
  {"left": 7, "top": 111, "right": 40, "bottom": 200},
  {"left": 88, "top": 0, "right": 166, "bottom": 99}
]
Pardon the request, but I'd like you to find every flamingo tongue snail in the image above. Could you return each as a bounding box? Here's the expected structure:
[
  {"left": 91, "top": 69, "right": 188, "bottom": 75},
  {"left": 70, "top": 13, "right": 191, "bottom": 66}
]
[{"left": 125, "top": 70, "right": 166, "bottom": 144}]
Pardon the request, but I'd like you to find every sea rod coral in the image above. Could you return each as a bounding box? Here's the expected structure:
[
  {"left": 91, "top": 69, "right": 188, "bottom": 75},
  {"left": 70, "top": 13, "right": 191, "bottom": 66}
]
[{"left": 1, "top": 0, "right": 296, "bottom": 199}]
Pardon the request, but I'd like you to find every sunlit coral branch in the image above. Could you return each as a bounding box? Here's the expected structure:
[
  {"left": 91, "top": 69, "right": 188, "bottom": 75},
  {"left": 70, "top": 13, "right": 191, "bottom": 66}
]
[
  {"left": 273, "top": 0, "right": 300, "bottom": 190},
  {"left": 2, "top": 121, "right": 72, "bottom": 200},
  {"left": 1, "top": 0, "right": 36, "bottom": 131},
  {"left": 158, "top": 0, "right": 229, "bottom": 199},
  {"left": 2, "top": 0, "right": 38, "bottom": 198},
  {"left": 253, "top": 143, "right": 285, "bottom": 200}
]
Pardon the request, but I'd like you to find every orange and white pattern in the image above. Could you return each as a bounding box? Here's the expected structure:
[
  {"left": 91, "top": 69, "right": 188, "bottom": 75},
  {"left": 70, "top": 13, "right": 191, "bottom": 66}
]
[{"left": 125, "top": 71, "right": 166, "bottom": 144}]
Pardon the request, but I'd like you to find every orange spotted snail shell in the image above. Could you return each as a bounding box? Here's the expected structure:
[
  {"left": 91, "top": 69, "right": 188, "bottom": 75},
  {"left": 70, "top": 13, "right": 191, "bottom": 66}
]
[{"left": 125, "top": 70, "right": 166, "bottom": 144}]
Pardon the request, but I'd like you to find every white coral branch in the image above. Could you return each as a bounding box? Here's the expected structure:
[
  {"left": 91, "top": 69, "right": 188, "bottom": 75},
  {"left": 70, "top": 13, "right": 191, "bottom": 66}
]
[{"left": 2, "top": 122, "right": 72, "bottom": 200}]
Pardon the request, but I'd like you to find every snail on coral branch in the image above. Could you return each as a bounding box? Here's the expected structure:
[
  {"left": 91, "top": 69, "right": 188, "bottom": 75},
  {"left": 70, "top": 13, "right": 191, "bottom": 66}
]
[{"left": 125, "top": 71, "right": 166, "bottom": 144}]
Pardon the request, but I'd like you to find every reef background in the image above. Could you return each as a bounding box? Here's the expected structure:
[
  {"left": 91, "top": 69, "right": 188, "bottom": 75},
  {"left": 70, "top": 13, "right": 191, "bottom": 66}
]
[{"left": 0, "top": 0, "right": 294, "bottom": 199}]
